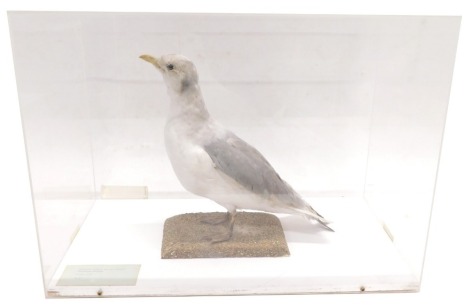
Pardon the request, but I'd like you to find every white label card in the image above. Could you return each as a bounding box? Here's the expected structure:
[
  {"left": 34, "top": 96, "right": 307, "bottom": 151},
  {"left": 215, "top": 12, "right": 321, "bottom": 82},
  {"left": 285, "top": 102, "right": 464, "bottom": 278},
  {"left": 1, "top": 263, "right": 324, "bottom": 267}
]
[{"left": 57, "top": 264, "right": 141, "bottom": 286}]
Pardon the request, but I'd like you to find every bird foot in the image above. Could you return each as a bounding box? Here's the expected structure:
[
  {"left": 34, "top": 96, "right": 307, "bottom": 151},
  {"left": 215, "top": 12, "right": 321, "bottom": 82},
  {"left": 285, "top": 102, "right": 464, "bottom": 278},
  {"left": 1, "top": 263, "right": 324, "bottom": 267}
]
[
  {"left": 200, "top": 213, "right": 229, "bottom": 225},
  {"left": 202, "top": 231, "right": 233, "bottom": 244}
]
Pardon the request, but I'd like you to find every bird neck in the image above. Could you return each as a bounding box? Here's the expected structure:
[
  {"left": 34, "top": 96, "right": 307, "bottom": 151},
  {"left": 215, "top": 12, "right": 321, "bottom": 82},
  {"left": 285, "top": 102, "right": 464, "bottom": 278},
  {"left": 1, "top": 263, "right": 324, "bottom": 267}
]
[{"left": 167, "top": 84, "right": 210, "bottom": 122}]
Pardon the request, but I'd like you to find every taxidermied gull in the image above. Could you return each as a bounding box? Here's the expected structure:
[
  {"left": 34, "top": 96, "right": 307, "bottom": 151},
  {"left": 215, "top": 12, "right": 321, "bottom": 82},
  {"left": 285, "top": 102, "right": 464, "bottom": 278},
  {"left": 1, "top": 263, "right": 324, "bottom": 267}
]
[{"left": 140, "top": 54, "right": 333, "bottom": 242}]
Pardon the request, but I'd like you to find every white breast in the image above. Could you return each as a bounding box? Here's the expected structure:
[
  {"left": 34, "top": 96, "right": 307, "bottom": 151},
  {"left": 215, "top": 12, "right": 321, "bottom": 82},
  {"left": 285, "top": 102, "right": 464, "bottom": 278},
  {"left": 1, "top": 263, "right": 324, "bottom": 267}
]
[
  {"left": 164, "top": 120, "right": 213, "bottom": 196},
  {"left": 164, "top": 116, "right": 280, "bottom": 213}
]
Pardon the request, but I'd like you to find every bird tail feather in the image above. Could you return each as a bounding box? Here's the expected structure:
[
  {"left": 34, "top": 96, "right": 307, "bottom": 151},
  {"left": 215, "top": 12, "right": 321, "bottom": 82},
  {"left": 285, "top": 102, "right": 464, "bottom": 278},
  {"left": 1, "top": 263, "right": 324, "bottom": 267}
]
[
  {"left": 301, "top": 203, "right": 334, "bottom": 232},
  {"left": 306, "top": 213, "right": 334, "bottom": 232}
]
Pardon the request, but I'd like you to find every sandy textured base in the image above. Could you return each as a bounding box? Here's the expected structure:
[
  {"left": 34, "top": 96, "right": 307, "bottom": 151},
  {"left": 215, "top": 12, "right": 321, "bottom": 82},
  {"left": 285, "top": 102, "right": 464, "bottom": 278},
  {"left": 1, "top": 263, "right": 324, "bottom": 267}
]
[{"left": 161, "top": 212, "right": 290, "bottom": 259}]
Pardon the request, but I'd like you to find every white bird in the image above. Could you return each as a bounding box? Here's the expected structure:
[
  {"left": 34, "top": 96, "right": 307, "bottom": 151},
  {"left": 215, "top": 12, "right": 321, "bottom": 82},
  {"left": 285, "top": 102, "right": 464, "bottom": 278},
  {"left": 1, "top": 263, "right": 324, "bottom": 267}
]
[{"left": 140, "top": 54, "right": 333, "bottom": 242}]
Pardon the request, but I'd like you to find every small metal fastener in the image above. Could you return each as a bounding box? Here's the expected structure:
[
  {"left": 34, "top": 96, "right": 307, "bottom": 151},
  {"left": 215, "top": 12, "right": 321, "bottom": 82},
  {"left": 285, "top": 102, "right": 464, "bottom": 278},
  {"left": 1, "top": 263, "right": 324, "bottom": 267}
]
[
  {"left": 360, "top": 286, "right": 366, "bottom": 292},
  {"left": 97, "top": 289, "right": 103, "bottom": 296}
]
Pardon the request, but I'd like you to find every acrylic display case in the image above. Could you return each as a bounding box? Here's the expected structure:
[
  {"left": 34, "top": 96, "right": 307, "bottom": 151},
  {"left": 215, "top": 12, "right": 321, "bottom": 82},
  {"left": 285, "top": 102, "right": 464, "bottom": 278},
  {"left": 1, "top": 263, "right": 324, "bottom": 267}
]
[{"left": 8, "top": 12, "right": 459, "bottom": 297}]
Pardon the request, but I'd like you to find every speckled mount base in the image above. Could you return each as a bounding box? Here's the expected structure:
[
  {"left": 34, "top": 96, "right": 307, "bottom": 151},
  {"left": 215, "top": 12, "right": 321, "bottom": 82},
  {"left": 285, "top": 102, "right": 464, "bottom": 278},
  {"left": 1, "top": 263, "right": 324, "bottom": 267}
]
[{"left": 161, "top": 212, "right": 290, "bottom": 259}]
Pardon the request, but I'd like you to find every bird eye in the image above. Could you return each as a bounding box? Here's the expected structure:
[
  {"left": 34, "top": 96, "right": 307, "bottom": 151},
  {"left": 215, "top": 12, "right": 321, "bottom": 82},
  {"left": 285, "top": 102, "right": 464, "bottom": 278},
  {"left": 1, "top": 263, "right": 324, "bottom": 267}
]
[{"left": 166, "top": 64, "right": 174, "bottom": 71}]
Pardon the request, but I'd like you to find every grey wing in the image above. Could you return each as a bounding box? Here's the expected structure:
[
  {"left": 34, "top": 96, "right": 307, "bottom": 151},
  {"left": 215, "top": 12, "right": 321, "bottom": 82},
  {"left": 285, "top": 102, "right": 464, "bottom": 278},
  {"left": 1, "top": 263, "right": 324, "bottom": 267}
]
[
  {"left": 203, "top": 132, "right": 334, "bottom": 228},
  {"left": 203, "top": 132, "right": 295, "bottom": 197}
]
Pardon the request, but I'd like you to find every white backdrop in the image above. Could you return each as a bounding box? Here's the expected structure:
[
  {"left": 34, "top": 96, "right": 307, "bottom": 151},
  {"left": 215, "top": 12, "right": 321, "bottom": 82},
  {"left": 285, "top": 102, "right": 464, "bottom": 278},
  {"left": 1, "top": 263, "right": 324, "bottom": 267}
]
[{"left": 8, "top": 13, "right": 458, "bottom": 198}]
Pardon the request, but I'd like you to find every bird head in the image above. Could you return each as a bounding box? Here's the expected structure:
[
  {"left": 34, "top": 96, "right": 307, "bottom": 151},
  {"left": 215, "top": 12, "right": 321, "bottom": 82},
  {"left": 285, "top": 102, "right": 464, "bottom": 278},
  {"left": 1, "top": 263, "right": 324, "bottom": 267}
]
[{"left": 140, "top": 54, "right": 199, "bottom": 94}]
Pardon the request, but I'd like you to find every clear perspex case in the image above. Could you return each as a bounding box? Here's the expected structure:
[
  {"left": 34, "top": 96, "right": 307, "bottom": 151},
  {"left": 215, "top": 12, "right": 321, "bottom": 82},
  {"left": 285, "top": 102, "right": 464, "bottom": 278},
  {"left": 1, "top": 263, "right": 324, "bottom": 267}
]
[{"left": 8, "top": 12, "right": 460, "bottom": 297}]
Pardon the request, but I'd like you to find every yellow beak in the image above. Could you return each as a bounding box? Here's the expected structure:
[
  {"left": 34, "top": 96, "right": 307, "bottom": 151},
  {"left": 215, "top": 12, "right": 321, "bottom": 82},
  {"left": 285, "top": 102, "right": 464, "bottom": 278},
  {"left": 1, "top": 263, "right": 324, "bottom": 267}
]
[{"left": 139, "top": 54, "right": 161, "bottom": 69}]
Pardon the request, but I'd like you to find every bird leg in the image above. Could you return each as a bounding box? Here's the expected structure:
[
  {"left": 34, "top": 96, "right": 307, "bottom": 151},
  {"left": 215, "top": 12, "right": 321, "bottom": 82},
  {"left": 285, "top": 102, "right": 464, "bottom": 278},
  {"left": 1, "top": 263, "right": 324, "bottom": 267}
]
[
  {"left": 200, "top": 212, "right": 230, "bottom": 225},
  {"left": 202, "top": 210, "right": 236, "bottom": 243}
]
